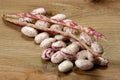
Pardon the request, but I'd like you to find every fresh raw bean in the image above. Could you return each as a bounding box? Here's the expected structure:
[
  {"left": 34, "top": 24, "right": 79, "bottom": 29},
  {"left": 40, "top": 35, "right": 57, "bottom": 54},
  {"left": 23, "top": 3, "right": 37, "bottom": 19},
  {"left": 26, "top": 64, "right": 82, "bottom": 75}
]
[
  {"left": 58, "top": 60, "right": 73, "bottom": 72},
  {"left": 63, "top": 19, "right": 72, "bottom": 23},
  {"left": 91, "top": 42, "right": 104, "bottom": 54},
  {"left": 51, "top": 41, "right": 66, "bottom": 51},
  {"left": 21, "top": 26, "right": 38, "bottom": 37},
  {"left": 34, "top": 32, "right": 49, "bottom": 44},
  {"left": 2, "top": 8, "right": 109, "bottom": 72},
  {"left": 31, "top": 8, "right": 46, "bottom": 15},
  {"left": 70, "top": 38, "right": 77, "bottom": 42},
  {"left": 41, "top": 48, "right": 55, "bottom": 60},
  {"left": 51, "top": 51, "right": 64, "bottom": 63},
  {"left": 35, "top": 20, "right": 50, "bottom": 28},
  {"left": 94, "top": 57, "right": 109, "bottom": 66},
  {"left": 51, "top": 14, "right": 66, "bottom": 20},
  {"left": 75, "top": 59, "right": 94, "bottom": 70},
  {"left": 80, "top": 32, "right": 95, "bottom": 45},
  {"left": 61, "top": 48, "right": 76, "bottom": 60},
  {"left": 40, "top": 38, "right": 56, "bottom": 48},
  {"left": 19, "top": 17, "right": 33, "bottom": 23},
  {"left": 76, "top": 50, "right": 94, "bottom": 61},
  {"left": 63, "top": 27, "right": 77, "bottom": 35},
  {"left": 54, "top": 35, "right": 66, "bottom": 41},
  {"left": 65, "top": 43, "right": 80, "bottom": 54},
  {"left": 50, "top": 24, "right": 63, "bottom": 31},
  {"left": 70, "top": 38, "right": 83, "bottom": 47}
]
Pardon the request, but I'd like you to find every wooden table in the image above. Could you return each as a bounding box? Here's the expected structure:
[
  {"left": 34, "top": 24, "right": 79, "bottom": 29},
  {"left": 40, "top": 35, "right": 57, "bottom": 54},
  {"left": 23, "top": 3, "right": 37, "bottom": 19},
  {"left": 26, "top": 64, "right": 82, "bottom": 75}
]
[{"left": 0, "top": 0, "right": 120, "bottom": 80}]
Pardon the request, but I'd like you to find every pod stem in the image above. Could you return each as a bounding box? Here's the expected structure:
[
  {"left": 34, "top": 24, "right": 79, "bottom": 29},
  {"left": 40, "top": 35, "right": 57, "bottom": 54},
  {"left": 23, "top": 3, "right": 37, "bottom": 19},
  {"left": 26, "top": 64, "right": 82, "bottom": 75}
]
[
  {"left": 4, "top": 13, "right": 105, "bottom": 39},
  {"left": 3, "top": 14, "right": 100, "bottom": 57}
]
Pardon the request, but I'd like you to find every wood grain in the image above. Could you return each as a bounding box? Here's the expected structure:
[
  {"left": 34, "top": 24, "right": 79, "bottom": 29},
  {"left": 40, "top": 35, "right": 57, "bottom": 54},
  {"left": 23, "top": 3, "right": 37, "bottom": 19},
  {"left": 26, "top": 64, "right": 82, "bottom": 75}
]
[{"left": 0, "top": 0, "right": 120, "bottom": 80}]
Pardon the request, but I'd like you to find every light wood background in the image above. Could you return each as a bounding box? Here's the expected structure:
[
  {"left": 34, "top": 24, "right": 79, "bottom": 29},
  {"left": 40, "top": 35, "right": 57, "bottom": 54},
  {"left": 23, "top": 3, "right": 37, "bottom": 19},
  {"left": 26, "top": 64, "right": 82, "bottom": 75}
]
[{"left": 0, "top": 0, "right": 120, "bottom": 80}]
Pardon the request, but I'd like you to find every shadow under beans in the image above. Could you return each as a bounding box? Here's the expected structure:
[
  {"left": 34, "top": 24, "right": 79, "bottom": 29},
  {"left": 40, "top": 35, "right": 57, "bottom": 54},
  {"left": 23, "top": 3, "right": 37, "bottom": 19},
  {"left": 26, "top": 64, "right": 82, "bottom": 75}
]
[
  {"left": 93, "top": 64, "right": 108, "bottom": 70},
  {"left": 21, "top": 34, "right": 34, "bottom": 41},
  {"left": 73, "top": 65, "right": 108, "bottom": 75}
]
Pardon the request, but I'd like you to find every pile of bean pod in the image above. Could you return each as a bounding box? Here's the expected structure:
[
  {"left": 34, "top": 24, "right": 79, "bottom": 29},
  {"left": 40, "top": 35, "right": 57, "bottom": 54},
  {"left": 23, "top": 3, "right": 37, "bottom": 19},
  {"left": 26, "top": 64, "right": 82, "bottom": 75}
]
[{"left": 3, "top": 8, "right": 109, "bottom": 73}]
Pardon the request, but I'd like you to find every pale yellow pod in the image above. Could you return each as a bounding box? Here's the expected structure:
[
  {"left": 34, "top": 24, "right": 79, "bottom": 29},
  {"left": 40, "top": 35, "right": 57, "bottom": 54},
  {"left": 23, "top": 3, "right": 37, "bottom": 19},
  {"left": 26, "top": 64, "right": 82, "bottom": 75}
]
[{"left": 21, "top": 26, "right": 38, "bottom": 37}]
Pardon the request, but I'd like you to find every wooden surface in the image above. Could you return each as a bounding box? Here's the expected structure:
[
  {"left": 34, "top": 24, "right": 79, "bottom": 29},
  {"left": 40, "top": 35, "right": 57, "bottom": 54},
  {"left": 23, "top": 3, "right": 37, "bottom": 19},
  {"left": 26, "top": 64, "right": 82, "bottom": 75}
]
[{"left": 0, "top": 0, "right": 120, "bottom": 80}]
